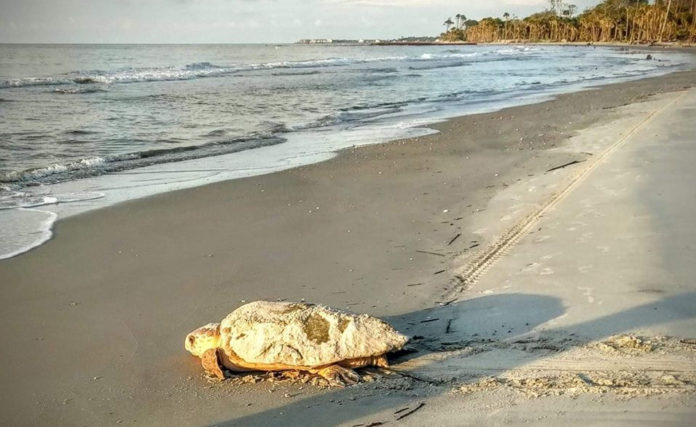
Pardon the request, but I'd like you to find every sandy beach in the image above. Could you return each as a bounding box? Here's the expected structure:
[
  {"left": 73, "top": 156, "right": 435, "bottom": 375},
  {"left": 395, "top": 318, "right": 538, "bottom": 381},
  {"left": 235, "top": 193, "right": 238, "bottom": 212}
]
[{"left": 2, "top": 70, "right": 696, "bottom": 426}]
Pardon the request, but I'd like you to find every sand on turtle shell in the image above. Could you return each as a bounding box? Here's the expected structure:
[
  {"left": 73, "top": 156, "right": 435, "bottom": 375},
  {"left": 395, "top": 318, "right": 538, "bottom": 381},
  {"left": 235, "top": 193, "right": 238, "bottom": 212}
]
[{"left": 219, "top": 301, "right": 409, "bottom": 367}]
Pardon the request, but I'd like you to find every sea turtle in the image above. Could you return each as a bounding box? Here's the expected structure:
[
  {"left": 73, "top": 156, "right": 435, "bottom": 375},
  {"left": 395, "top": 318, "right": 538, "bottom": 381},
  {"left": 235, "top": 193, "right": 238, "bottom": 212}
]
[{"left": 185, "top": 301, "right": 409, "bottom": 386}]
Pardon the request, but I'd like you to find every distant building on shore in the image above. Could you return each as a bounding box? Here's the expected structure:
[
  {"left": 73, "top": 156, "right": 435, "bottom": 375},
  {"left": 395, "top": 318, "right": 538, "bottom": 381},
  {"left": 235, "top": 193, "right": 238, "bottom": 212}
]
[
  {"left": 296, "top": 37, "right": 436, "bottom": 45},
  {"left": 297, "top": 39, "right": 334, "bottom": 44}
]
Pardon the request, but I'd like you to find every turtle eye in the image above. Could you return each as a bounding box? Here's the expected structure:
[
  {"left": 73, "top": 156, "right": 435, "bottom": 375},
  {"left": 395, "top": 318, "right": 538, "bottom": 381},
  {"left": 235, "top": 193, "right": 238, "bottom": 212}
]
[{"left": 188, "top": 335, "right": 196, "bottom": 345}]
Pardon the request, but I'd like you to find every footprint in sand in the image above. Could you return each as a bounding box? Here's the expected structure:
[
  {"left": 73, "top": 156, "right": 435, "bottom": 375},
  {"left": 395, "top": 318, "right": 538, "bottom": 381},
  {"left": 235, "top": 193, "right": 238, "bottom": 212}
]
[
  {"left": 578, "top": 264, "right": 594, "bottom": 273},
  {"left": 578, "top": 208, "right": 605, "bottom": 219},
  {"left": 522, "top": 262, "right": 540, "bottom": 272},
  {"left": 577, "top": 232, "right": 594, "bottom": 244},
  {"left": 577, "top": 286, "right": 595, "bottom": 303}
]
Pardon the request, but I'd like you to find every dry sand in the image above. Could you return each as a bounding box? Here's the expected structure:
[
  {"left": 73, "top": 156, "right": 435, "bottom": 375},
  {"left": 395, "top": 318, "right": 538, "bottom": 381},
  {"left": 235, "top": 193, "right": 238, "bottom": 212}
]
[{"left": 1, "top": 70, "right": 696, "bottom": 426}]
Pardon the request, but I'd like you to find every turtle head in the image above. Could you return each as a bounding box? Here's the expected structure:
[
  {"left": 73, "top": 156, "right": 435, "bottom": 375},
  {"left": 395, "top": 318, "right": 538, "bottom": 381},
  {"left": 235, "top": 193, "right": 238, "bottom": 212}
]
[{"left": 185, "top": 323, "right": 221, "bottom": 357}]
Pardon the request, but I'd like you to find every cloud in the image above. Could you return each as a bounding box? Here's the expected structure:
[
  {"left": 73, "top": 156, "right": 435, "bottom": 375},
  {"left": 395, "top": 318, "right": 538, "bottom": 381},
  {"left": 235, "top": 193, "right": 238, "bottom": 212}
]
[
  {"left": 502, "top": 0, "right": 548, "bottom": 5},
  {"left": 324, "top": 0, "right": 443, "bottom": 6},
  {"left": 0, "top": 0, "right": 601, "bottom": 43}
]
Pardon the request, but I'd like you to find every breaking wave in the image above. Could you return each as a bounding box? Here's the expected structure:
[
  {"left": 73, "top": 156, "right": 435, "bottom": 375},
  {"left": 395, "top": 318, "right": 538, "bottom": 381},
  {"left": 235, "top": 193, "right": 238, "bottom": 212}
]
[
  {"left": 53, "top": 87, "right": 108, "bottom": 94},
  {"left": 0, "top": 135, "right": 287, "bottom": 186},
  {"left": 409, "top": 61, "right": 471, "bottom": 71},
  {"left": 0, "top": 52, "right": 522, "bottom": 90}
]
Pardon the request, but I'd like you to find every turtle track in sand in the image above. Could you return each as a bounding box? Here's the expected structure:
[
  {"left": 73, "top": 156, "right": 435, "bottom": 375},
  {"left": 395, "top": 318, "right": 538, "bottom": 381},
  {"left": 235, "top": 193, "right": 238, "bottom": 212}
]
[
  {"left": 396, "top": 334, "right": 696, "bottom": 398},
  {"left": 457, "top": 335, "right": 696, "bottom": 399}
]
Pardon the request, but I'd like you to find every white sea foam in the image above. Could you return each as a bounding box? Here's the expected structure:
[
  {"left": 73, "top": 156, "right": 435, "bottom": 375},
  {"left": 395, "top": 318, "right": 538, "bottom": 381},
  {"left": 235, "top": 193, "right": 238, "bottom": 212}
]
[
  {"left": 1, "top": 157, "right": 107, "bottom": 183},
  {"left": 0, "top": 189, "right": 104, "bottom": 210},
  {"left": 0, "top": 189, "right": 105, "bottom": 259},
  {"left": 0, "top": 208, "right": 57, "bottom": 260}
]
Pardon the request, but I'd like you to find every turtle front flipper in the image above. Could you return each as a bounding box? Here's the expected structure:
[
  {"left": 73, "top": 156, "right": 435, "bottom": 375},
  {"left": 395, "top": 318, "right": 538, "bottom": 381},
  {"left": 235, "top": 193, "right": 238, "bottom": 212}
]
[
  {"left": 312, "top": 365, "right": 360, "bottom": 387},
  {"left": 201, "top": 348, "right": 225, "bottom": 380}
]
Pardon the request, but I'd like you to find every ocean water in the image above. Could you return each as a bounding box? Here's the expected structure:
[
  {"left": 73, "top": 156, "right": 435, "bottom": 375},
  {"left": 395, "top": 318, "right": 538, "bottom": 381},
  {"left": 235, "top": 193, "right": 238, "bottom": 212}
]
[{"left": 1, "top": 43, "right": 694, "bottom": 259}]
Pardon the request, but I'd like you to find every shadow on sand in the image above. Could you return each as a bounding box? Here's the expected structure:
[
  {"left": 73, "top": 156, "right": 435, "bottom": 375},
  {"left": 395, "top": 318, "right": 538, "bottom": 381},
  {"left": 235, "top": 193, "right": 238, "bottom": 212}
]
[{"left": 212, "top": 291, "right": 696, "bottom": 426}]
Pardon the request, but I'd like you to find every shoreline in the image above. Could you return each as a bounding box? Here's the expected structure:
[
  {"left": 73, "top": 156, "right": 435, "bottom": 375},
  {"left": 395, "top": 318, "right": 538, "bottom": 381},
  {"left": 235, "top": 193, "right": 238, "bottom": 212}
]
[
  {"left": 476, "top": 41, "right": 696, "bottom": 48},
  {"left": 3, "top": 48, "right": 695, "bottom": 261},
  {"left": 1, "top": 70, "right": 696, "bottom": 425},
  {"left": 301, "top": 41, "right": 696, "bottom": 48}
]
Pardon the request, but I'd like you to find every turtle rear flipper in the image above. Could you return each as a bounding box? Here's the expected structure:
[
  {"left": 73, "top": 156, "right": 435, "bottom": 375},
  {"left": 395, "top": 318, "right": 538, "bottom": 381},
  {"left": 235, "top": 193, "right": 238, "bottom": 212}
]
[
  {"left": 312, "top": 365, "right": 360, "bottom": 387},
  {"left": 340, "top": 355, "right": 390, "bottom": 369}
]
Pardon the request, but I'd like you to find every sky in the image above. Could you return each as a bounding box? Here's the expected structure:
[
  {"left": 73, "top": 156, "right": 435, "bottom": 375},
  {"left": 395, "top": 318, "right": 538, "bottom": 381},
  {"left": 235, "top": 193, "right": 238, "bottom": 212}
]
[{"left": 0, "top": 0, "right": 601, "bottom": 44}]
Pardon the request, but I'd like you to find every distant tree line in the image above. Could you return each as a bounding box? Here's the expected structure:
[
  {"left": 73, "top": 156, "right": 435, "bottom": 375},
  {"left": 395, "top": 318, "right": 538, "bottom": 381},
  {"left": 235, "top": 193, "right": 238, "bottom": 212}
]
[{"left": 440, "top": 0, "right": 696, "bottom": 43}]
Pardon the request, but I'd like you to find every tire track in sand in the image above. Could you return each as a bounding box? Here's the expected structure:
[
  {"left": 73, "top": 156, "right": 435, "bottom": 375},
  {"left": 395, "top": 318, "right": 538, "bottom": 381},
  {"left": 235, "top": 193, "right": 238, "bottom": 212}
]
[{"left": 450, "top": 89, "right": 690, "bottom": 294}]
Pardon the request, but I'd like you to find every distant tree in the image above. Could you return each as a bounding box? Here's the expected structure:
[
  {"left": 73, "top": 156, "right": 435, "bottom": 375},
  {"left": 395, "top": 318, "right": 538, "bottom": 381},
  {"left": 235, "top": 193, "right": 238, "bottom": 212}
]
[
  {"left": 503, "top": 12, "right": 511, "bottom": 38},
  {"left": 659, "top": 0, "right": 673, "bottom": 41},
  {"left": 455, "top": 14, "right": 462, "bottom": 29},
  {"left": 444, "top": 17, "right": 454, "bottom": 32},
  {"left": 458, "top": 0, "right": 691, "bottom": 43},
  {"left": 460, "top": 14, "right": 468, "bottom": 29},
  {"left": 549, "top": 0, "right": 566, "bottom": 16},
  {"left": 562, "top": 4, "right": 577, "bottom": 17}
]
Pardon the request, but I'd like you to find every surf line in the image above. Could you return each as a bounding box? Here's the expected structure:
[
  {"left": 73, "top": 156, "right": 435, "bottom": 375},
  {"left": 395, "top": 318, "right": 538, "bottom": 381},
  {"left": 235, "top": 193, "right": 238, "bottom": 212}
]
[{"left": 448, "top": 89, "right": 690, "bottom": 295}]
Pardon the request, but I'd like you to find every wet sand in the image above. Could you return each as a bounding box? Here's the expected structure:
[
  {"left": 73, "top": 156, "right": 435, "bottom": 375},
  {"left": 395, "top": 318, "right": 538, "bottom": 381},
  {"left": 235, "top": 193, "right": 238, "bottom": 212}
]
[{"left": 1, "top": 70, "right": 696, "bottom": 426}]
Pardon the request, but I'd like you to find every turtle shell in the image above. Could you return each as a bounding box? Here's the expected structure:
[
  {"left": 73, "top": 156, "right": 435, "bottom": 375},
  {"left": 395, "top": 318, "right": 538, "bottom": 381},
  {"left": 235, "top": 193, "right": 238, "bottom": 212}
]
[{"left": 219, "top": 301, "right": 408, "bottom": 367}]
